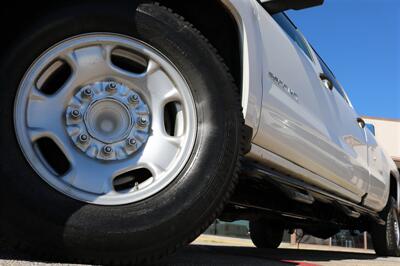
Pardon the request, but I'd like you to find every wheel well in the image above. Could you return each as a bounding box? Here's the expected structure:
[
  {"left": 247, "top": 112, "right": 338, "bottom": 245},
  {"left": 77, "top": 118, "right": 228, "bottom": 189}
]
[
  {"left": 155, "top": 0, "right": 242, "bottom": 88},
  {"left": 1, "top": 1, "right": 242, "bottom": 90},
  {"left": 390, "top": 173, "right": 398, "bottom": 202}
]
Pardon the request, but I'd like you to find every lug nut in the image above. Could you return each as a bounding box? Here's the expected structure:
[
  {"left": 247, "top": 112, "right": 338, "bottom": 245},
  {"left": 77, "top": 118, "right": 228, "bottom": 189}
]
[
  {"left": 138, "top": 117, "right": 148, "bottom": 127},
  {"left": 79, "top": 134, "right": 89, "bottom": 143},
  {"left": 103, "top": 145, "right": 113, "bottom": 155},
  {"left": 129, "top": 94, "right": 139, "bottom": 104},
  {"left": 106, "top": 82, "right": 117, "bottom": 93},
  {"left": 127, "top": 138, "right": 137, "bottom": 147},
  {"left": 82, "top": 87, "right": 93, "bottom": 98},
  {"left": 70, "top": 109, "right": 81, "bottom": 120}
]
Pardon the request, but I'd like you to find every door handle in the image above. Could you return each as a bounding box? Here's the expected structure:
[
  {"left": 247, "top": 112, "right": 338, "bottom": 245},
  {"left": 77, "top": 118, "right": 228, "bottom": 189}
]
[
  {"left": 320, "top": 73, "right": 333, "bottom": 91},
  {"left": 357, "top": 117, "right": 366, "bottom": 129}
]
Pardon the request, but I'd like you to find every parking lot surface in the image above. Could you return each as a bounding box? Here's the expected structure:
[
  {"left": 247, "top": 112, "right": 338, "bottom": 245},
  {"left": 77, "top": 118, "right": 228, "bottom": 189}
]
[{"left": 0, "top": 236, "right": 399, "bottom": 265}]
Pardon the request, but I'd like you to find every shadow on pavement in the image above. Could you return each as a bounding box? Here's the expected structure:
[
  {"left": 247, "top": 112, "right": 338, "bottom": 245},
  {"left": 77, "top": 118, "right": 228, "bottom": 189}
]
[
  {"left": 0, "top": 243, "right": 382, "bottom": 265},
  {"left": 162, "top": 245, "right": 379, "bottom": 266}
]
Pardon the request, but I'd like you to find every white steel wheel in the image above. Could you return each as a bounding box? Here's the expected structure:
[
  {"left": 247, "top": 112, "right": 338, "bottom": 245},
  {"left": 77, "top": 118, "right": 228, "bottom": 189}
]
[{"left": 14, "top": 34, "right": 197, "bottom": 205}]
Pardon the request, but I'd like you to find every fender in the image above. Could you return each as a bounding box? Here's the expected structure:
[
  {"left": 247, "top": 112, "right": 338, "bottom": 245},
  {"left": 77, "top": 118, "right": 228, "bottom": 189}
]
[
  {"left": 390, "top": 160, "right": 400, "bottom": 211},
  {"left": 220, "top": 0, "right": 264, "bottom": 139},
  {"left": 395, "top": 172, "right": 400, "bottom": 212}
]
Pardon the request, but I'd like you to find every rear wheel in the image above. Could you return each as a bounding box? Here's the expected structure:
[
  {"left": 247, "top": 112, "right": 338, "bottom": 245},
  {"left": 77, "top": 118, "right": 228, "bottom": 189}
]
[
  {"left": 249, "top": 219, "right": 284, "bottom": 249},
  {"left": 371, "top": 197, "right": 400, "bottom": 257},
  {"left": 0, "top": 2, "right": 243, "bottom": 264}
]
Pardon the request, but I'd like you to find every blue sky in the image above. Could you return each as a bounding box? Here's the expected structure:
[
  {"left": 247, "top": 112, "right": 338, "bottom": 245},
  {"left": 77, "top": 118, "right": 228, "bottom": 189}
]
[{"left": 288, "top": 0, "right": 400, "bottom": 119}]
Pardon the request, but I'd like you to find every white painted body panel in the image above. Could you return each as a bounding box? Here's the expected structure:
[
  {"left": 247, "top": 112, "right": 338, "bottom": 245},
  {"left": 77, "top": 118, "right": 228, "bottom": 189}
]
[
  {"left": 252, "top": 7, "right": 367, "bottom": 198},
  {"left": 364, "top": 129, "right": 390, "bottom": 210},
  {"left": 221, "top": 0, "right": 264, "bottom": 137},
  {"left": 221, "top": 0, "right": 399, "bottom": 212}
]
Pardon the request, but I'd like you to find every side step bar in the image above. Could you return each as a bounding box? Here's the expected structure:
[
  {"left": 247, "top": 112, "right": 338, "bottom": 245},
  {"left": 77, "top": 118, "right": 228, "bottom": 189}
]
[
  {"left": 279, "top": 184, "right": 315, "bottom": 205},
  {"left": 335, "top": 203, "right": 361, "bottom": 219},
  {"left": 241, "top": 161, "right": 385, "bottom": 225}
]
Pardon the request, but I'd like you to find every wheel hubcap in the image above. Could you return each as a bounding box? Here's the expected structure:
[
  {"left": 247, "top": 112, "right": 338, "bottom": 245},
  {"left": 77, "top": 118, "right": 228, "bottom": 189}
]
[
  {"left": 66, "top": 81, "right": 150, "bottom": 161},
  {"left": 14, "top": 34, "right": 197, "bottom": 205}
]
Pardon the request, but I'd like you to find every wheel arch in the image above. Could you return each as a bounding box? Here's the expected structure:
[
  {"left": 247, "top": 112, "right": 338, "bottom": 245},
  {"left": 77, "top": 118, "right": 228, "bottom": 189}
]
[
  {"left": 155, "top": 0, "right": 242, "bottom": 89},
  {"left": 390, "top": 171, "right": 400, "bottom": 211},
  {"left": 155, "top": 0, "right": 261, "bottom": 134}
]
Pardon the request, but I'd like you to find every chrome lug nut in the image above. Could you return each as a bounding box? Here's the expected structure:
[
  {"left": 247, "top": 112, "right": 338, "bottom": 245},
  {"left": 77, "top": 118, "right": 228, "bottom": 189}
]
[
  {"left": 128, "top": 94, "right": 139, "bottom": 104},
  {"left": 106, "top": 82, "right": 117, "bottom": 93},
  {"left": 82, "top": 87, "right": 93, "bottom": 98},
  {"left": 70, "top": 109, "right": 81, "bottom": 120},
  {"left": 138, "top": 117, "right": 148, "bottom": 127},
  {"left": 127, "top": 138, "right": 137, "bottom": 147},
  {"left": 103, "top": 145, "right": 113, "bottom": 155},
  {"left": 79, "top": 134, "right": 89, "bottom": 143}
]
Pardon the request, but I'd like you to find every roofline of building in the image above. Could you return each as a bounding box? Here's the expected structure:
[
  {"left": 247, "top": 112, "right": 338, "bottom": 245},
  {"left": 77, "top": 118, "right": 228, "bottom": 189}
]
[{"left": 362, "top": 116, "right": 400, "bottom": 123}]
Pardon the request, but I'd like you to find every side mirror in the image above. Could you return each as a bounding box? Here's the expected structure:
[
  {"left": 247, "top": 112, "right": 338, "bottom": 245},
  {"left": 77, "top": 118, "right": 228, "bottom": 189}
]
[{"left": 261, "top": 0, "right": 324, "bottom": 14}]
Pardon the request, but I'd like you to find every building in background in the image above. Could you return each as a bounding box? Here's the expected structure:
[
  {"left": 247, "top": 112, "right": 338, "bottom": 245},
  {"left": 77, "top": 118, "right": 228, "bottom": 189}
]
[
  {"left": 363, "top": 116, "right": 400, "bottom": 169},
  {"left": 204, "top": 220, "right": 372, "bottom": 250}
]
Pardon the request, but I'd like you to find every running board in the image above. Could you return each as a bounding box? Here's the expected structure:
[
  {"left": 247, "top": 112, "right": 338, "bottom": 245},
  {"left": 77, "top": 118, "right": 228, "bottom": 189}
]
[
  {"left": 279, "top": 184, "right": 315, "bottom": 205},
  {"left": 241, "top": 161, "right": 385, "bottom": 225},
  {"left": 335, "top": 203, "right": 361, "bottom": 219}
]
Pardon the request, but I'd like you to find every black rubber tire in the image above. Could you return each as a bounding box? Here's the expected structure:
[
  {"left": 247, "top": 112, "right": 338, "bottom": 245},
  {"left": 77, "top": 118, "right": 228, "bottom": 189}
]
[
  {"left": 370, "top": 197, "right": 400, "bottom": 257},
  {"left": 249, "top": 219, "right": 284, "bottom": 249},
  {"left": 0, "top": 2, "right": 244, "bottom": 264}
]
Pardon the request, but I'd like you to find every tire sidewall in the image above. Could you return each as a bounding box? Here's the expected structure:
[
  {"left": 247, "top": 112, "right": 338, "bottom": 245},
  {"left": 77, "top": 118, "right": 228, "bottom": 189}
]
[
  {"left": 371, "top": 197, "right": 400, "bottom": 257},
  {"left": 386, "top": 200, "right": 400, "bottom": 256},
  {"left": 249, "top": 219, "right": 284, "bottom": 249}
]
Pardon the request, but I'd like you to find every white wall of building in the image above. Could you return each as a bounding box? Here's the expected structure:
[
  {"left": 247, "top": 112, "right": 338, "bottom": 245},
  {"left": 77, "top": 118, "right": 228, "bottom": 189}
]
[{"left": 363, "top": 117, "right": 400, "bottom": 167}]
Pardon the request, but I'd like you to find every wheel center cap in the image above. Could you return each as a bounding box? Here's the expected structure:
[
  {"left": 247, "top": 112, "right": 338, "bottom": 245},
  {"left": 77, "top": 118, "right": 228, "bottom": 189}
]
[
  {"left": 85, "top": 99, "right": 132, "bottom": 144},
  {"left": 65, "top": 81, "right": 151, "bottom": 161}
]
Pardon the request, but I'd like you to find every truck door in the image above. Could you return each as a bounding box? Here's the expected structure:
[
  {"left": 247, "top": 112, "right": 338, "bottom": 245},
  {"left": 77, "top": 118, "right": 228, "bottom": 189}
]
[
  {"left": 364, "top": 128, "right": 390, "bottom": 210},
  {"left": 253, "top": 11, "right": 363, "bottom": 196},
  {"left": 315, "top": 55, "right": 370, "bottom": 198}
]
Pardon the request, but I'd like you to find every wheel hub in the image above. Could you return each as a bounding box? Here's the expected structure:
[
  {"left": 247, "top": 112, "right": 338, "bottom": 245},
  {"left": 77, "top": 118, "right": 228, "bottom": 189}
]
[
  {"left": 85, "top": 99, "right": 132, "bottom": 143},
  {"left": 66, "top": 81, "right": 151, "bottom": 161}
]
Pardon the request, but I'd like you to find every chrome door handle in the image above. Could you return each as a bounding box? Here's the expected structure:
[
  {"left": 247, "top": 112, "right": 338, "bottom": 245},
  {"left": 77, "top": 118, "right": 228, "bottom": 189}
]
[
  {"left": 357, "top": 117, "right": 366, "bottom": 129},
  {"left": 320, "top": 74, "right": 333, "bottom": 91}
]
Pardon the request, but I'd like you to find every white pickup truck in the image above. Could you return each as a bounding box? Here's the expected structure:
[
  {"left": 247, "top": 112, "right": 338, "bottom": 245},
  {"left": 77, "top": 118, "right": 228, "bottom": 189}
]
[{"left": 0, "top": 0, "right": 398, "bottom": 264}]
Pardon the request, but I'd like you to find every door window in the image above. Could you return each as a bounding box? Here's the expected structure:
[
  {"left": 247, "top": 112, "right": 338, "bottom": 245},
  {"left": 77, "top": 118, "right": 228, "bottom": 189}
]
[{"left": 272, "top": 13, "right": 314, "bottom": 62}]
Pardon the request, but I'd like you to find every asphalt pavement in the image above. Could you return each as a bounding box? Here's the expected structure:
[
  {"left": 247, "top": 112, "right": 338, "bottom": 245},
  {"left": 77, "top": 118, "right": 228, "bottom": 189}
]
[{"left": 0, "top": 243, "right": 399, "bottom": 266}]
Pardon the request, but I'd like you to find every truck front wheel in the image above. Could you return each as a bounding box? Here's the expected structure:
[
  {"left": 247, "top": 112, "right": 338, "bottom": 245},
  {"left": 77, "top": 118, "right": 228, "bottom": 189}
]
[{"left": 0, "top": 2, "right": 243, "bottom": 264}]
